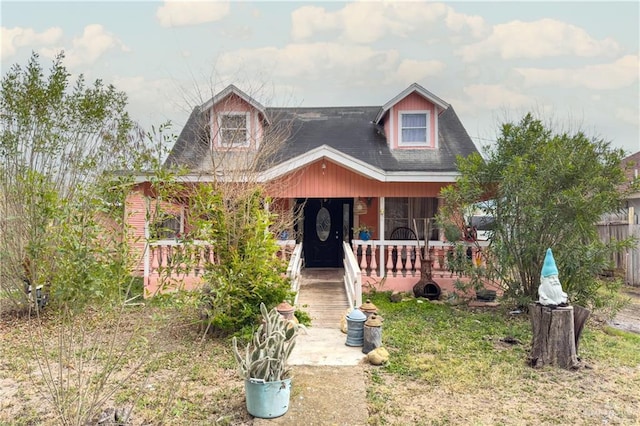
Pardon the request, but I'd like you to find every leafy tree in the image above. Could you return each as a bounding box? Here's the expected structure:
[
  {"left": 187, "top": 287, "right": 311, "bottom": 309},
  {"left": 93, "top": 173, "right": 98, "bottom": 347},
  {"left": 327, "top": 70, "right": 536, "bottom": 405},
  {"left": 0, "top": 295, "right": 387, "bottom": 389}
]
[
  {"left": 0, "top": 51, "right": 149, "bottom": 310},
  {"left": 438, "top": 113, "right": 636, "bottom": 308}
]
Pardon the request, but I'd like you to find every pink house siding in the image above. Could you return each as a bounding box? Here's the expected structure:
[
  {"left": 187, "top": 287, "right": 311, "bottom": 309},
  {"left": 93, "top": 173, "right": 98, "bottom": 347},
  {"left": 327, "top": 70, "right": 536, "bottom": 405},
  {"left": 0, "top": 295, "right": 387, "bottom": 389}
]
[
  {"left": 125, "top": 184, "right": 186, "bottom": 275},
  {"left": 124, "top": 189, "right": 148, "bottom": 275},
  {"left": 268, "top": 160, "right": 445, "bottom": 199},
  {"left": 389, "top": 93, "right": 438, "bottom": 149}
]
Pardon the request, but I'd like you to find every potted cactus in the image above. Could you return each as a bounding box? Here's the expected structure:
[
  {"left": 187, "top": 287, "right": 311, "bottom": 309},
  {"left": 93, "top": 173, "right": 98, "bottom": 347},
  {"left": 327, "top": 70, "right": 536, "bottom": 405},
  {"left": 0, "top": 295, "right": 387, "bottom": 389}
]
[{"left": 232, "top": 303, "right": 300, "bottom": 419}]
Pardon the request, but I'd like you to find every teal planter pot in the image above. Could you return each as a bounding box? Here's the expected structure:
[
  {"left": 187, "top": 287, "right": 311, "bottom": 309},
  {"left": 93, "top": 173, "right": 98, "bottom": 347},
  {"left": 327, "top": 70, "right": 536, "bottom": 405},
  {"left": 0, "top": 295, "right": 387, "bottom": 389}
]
[{"left": 245, "top": 378, "right": 292, "bottom": 418}]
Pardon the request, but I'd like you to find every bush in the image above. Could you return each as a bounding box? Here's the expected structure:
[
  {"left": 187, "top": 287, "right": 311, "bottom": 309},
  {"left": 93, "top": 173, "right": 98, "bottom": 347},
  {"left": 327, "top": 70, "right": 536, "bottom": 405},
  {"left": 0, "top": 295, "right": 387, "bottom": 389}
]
[{"left": 194, "top": 187, "right": 293, "bottom": 336}]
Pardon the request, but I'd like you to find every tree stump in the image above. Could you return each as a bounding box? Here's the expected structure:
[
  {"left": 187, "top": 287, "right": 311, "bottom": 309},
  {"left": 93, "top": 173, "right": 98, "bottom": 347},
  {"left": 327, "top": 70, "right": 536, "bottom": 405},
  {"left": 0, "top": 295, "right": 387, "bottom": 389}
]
[
  {"left": 572, "top": 305, "right": 591, "bottom": 355},
  {"left": 528, "top": 303, "right": 586, "bottom": 369}
]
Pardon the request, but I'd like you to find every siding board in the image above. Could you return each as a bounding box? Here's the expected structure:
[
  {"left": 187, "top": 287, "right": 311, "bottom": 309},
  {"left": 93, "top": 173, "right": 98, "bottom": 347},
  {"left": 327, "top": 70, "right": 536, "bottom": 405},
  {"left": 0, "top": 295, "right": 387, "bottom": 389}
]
[{"left": 267, "top": 160, "right": 446, "bottom": 198}]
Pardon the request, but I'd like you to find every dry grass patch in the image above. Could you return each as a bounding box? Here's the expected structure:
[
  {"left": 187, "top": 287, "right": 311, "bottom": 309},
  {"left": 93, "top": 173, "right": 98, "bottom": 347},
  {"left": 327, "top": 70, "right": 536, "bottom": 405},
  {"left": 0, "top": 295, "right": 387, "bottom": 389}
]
[
  {"left": 0, "top": 304, "right": 252, "bottom": 425},
  {"left": 365, "top": 293, "right": 640, "bottom": 425}
]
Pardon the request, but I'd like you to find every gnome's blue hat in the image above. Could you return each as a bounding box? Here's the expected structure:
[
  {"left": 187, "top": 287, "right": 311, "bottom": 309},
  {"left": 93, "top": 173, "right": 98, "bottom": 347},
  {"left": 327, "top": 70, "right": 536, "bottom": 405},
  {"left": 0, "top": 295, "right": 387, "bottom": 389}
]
[{"left": 541, "top": 248, "right": 559, "bottom": 277}]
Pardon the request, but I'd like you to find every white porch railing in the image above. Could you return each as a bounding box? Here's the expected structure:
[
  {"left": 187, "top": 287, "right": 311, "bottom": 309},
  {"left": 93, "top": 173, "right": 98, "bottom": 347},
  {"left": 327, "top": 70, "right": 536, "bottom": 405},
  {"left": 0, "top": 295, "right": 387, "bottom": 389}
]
[
  {"left": 284, "top": 242, "right": 303, "bottom": 304},
  {"left": 343, "top": 241, "right": 363, "bottom": 309}
]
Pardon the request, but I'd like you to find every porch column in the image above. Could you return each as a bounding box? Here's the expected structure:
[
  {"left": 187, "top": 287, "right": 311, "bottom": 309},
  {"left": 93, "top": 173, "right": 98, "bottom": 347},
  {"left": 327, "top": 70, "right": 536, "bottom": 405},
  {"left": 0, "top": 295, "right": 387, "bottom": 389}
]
[
  {"left": 437, "top": 195, "right": 445, "bottom": 242},
  {"left": 379, "top": 196, "right": 385, "bottom": 277},
  {"left": 143, "top": 197, "right": 150, "bottom": 287},
  {"left": 628, "top": 206, "right": 635, "bottom": 286}
]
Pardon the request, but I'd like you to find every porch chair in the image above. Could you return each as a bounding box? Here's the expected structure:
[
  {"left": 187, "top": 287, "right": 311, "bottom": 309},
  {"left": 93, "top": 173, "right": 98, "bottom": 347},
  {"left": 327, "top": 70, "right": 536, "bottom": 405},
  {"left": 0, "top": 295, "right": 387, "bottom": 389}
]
[
  {"left": 389, "top": 227, "right": 418, "bottom": 273},
  {"left": 389, "top": 227, "right": 417, "bottom": 241}
]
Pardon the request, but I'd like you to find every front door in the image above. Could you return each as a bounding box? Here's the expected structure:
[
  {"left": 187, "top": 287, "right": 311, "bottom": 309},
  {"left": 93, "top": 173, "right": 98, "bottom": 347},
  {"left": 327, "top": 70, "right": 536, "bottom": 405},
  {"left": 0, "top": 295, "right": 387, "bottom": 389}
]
[{"left": 300, "top": 198, "right": 352, "bottom": 268}]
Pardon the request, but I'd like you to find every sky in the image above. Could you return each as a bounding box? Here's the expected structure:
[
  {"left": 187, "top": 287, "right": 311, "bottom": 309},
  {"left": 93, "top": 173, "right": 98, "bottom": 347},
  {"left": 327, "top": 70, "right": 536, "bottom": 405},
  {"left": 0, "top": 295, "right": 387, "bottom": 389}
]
[{"left": 1, "top": 1, "right": 639, "bottom": 155}]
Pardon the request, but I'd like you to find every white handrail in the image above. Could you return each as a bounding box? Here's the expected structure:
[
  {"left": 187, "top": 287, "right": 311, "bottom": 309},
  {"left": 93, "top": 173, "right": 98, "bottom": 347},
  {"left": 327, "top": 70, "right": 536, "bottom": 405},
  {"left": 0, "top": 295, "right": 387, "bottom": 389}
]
[
  {"left": 343, "top": 241, "right": 362, "bottom": 309},
  {"left": 287, "top": 243, "right": 304, "bottom": 305}
]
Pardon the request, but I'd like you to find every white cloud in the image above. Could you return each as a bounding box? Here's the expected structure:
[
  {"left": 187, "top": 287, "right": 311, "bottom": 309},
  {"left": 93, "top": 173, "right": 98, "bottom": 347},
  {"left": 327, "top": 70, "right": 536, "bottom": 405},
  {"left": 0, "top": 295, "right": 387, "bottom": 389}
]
[
  {"left": 457, "top": 18, "right": 620, "bottom": 62},
  {"left": 156, "top": 0, "right": 230, "bottom": 28},
  {"left": 40, "top": 24, "right": 129, "bottom": 68},
  {"left": 214, "top": 43, "right": 447, "bottom": 89},
  {"left": 445, "top": 9, "right": 486, "bottom": 38},
  {"left": 463, "top": 84, "right": 533, "bottom": 110},
  {"left": 291, "top": 2, "right": 487, "bottom": 43},
  {"left": 112, "top": 75, "right": 188, "bottom": 126},
  {"left": 1, "top": 26, "right": 63, "bottom": 59},
  {"left": 386, "top": 59, "right": 446, "bottom": 84},
  {"left": 216, "top": 43, "right": 399, "bottom": 82},
  {"left": 515, "top": 55, "right": 639, "bottom": 90},
  {"left": 291, "top": 6, "right": 339, "bottom": 40},
  {"left": 616, "top": 107, "right": 639, "bottom": 127}
]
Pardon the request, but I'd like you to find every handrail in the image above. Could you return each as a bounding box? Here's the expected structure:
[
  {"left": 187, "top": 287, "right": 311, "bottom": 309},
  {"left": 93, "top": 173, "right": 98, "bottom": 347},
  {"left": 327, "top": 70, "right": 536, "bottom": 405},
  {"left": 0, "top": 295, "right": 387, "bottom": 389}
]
[
  {"left": 287, "top": 243, "right": 304, "bottom": 304},
  {"left": 343, "top": 241, "right": 362, "bottom": 309},
  {"left": 149, "top": 239, "right": 211, "bottom": 246},
  {"left": 351, "top": 239, "right": 490, "bottom": 248}
]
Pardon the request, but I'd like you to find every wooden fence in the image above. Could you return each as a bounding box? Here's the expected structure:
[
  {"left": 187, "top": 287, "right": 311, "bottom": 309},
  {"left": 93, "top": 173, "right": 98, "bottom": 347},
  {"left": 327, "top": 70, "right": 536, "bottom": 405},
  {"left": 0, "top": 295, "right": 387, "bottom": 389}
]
[{"left": 596, "top": 222, "right": 640, "bottom": 286}]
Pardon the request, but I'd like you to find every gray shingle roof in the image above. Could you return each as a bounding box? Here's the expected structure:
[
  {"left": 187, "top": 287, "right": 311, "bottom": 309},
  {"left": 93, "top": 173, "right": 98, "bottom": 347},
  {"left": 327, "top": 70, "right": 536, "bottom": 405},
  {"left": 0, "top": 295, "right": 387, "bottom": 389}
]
[{"left": 164, "top": 99, "right": 478, "bottom": 174}]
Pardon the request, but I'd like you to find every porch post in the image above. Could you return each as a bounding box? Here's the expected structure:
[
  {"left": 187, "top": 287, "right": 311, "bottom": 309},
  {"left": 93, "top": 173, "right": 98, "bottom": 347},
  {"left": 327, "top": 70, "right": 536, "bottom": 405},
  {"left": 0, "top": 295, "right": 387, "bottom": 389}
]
[
  {"left": 628, "top": 206, "right": 635, "bottom": 286},
  {"left": 143, "top": 197, "right": 150, "bottom": 287},
  {"left": 379, "top": 196, "right": 385, "bottom": 277},
  {"left": 437, "top": 195, "right": 445, "bottom": 242}
]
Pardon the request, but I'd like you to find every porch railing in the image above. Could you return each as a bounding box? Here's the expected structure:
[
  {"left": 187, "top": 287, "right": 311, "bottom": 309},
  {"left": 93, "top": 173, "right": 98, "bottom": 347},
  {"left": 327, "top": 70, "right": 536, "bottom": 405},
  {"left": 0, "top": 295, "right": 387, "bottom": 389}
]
[
  {"left": 343, "top": 241, "right": 363, "bottom": 308},
  {"left": 146, "top": 239, "right": 217, "bottom": 282},
  {"left": 281, "top": 241, "right": 303, "bottom": 304},
  {"left": 351, "top": 239, "right": 490, "bottom": 278},
  {"left": 144, "top": 239, "right": 302, "bottom": 295}
]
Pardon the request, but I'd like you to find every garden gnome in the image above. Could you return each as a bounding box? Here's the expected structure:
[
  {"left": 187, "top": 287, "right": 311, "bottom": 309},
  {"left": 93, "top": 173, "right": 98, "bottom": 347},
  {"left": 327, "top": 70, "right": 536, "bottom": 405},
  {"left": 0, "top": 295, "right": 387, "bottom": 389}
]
[{"left": 538, "top": 248, "right": 568, "bottom": 306}]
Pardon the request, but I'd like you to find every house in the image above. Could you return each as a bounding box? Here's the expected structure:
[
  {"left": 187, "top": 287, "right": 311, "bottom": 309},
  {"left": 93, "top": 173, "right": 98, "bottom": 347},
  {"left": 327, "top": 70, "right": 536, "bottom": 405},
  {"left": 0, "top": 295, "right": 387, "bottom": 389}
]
[{"left": 125, "top": 83, "right": 483, "bottom": 297}]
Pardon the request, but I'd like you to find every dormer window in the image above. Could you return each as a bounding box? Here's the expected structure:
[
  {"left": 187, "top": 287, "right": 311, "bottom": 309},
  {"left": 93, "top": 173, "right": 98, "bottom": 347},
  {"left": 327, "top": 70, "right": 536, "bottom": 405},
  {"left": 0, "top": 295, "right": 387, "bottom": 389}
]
[
  {"left": 399, "top": 111, "right": 430, "bottom": 146},
  {"left": 217, "top": 112, "right": 250, "bottom": 147}
]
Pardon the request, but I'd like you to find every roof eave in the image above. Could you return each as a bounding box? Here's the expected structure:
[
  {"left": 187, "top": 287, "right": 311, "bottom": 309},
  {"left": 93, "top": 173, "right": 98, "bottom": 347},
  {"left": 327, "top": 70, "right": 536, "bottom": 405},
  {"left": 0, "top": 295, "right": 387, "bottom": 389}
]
[{"left": 202, "top": 84, "right": 271, "bottom": 126}]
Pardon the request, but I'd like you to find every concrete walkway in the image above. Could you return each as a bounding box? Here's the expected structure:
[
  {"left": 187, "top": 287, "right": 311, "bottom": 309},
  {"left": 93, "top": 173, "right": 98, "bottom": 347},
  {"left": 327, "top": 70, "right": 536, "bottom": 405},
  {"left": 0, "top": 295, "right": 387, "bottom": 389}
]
[{"left": 253, "top": 269, "right": 369, "bottom": 425}]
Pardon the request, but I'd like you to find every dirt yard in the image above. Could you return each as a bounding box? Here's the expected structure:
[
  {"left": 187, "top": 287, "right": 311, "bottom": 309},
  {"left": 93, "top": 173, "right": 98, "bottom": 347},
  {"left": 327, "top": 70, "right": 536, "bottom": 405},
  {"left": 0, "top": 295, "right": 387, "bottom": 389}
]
[
  {"left": 1, "top": 291, "right": 638, "bottom": 425},
  {"left": 608, "top": 286, "right": 640, "bottom": 334}
]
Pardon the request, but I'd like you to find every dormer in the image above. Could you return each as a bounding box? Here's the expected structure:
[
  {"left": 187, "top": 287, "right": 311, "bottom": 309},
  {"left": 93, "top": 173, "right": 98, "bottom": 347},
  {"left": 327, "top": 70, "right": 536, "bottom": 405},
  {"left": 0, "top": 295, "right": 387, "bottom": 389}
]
[
  {"left": 375, "top": 83, "right": 449, "bottom": 150},
  {"left": 202, "top": 84, "right": 270, "bottom": 150}
]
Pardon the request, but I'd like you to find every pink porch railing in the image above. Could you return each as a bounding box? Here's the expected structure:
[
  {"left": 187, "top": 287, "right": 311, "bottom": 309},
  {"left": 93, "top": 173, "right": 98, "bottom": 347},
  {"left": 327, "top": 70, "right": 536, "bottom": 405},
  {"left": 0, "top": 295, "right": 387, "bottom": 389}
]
[
  {"left": 143, "top": 239, "right": 300, "bottom": 297},
  {"left": 351, "top": 239, "right": 489, "bottom": 278},
  {"left": 349, "top": 239, "right": 495, "bottom": 295}
]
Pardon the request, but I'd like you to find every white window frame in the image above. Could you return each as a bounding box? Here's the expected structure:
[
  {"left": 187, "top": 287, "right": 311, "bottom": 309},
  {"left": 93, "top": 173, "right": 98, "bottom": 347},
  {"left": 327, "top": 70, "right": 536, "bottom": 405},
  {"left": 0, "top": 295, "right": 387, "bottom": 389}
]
[
  {"left": 216, "top": 112, "right": 251, "bottom": 147},
  {"left": 398, "top": 111, "right": 430, "bottom": 147}
]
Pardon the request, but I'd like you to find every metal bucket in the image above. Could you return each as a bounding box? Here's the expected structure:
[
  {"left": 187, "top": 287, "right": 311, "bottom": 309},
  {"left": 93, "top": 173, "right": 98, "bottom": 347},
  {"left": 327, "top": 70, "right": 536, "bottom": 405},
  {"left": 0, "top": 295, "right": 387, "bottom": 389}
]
[
  {"left": 245, "top": 378, "right": 291, "bottom": 419},
  {"left": 345, "top": 309, "right": 367, "bottom": 346}
]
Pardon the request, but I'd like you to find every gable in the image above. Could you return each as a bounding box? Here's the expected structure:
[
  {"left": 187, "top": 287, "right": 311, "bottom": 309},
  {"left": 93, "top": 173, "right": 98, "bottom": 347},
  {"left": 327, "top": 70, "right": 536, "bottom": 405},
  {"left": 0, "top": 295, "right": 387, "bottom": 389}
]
[
  {"left": 375, "top": 83, "right": 449, "bottom": 150},
  {"left": 209, "top": 93, "right": 263, "bottom": 150},
  {"left": 389, "top": 92, "right": 439, "bottom": 149}
]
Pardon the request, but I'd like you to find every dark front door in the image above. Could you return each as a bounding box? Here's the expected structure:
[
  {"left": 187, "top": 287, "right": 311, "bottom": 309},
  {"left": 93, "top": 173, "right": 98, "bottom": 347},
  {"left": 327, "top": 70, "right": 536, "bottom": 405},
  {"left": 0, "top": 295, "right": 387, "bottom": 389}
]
[{"left": 300, "top": 198, "right": 352, "bottom": 268}]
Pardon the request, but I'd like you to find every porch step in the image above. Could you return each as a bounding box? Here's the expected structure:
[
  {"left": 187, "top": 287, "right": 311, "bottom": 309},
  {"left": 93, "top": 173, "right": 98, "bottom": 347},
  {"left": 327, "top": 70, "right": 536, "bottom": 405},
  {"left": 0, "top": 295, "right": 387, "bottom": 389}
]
[{"left": 297, "top": 269, "right": 350, "bottom": 329}]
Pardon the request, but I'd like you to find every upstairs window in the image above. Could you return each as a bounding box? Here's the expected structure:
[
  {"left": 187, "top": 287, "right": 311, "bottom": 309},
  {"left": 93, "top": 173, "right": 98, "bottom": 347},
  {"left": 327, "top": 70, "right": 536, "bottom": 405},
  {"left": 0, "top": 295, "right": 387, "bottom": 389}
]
[
  {"left": 217, "top": 112, "right": 250, "bottom": 147},
  {"left": 399, "top": 111, "right": 430, "bottom": 146}
]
